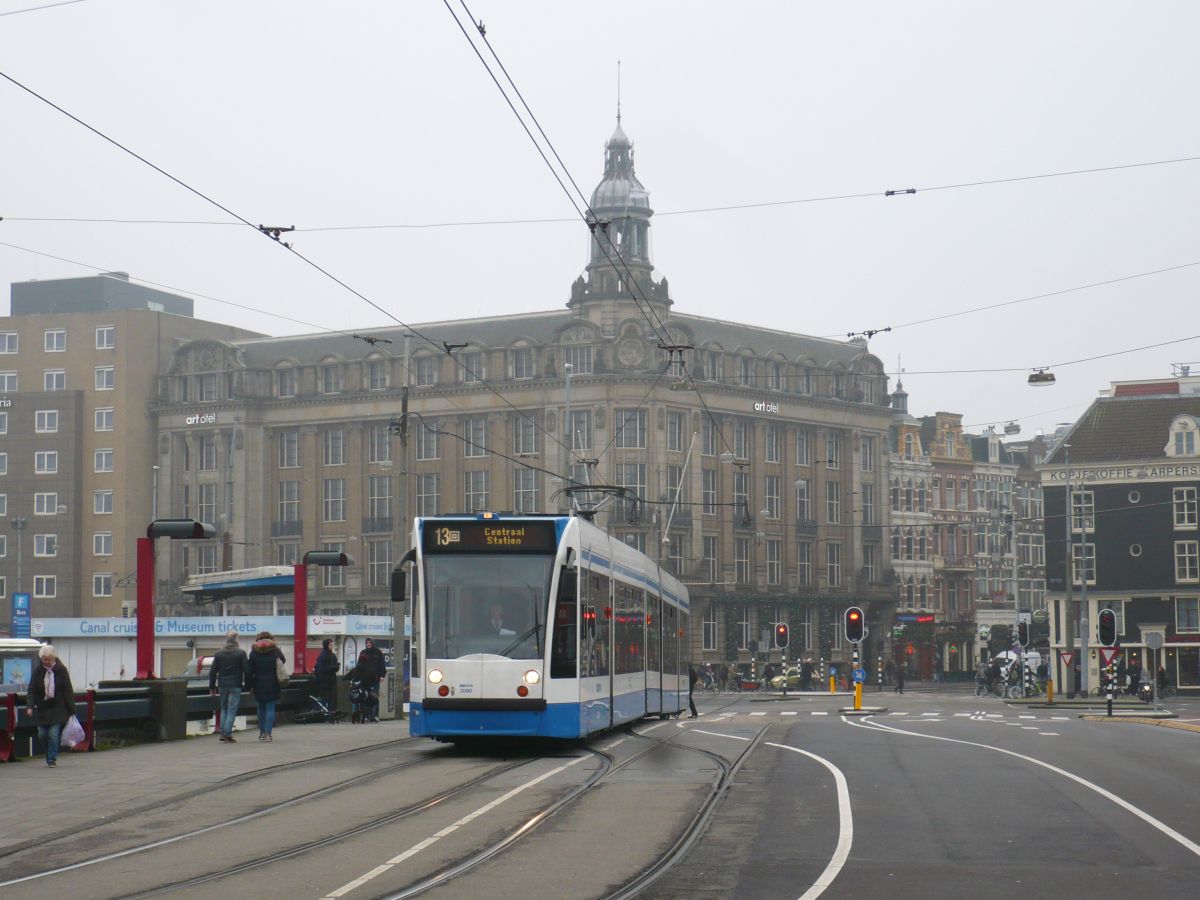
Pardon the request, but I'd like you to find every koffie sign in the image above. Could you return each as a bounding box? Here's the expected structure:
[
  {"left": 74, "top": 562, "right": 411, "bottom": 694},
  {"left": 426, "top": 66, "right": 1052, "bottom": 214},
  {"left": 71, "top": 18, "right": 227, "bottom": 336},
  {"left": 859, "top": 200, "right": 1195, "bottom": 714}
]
[{"left": 423, "top": 520, "right": 556, "bottom": 554}]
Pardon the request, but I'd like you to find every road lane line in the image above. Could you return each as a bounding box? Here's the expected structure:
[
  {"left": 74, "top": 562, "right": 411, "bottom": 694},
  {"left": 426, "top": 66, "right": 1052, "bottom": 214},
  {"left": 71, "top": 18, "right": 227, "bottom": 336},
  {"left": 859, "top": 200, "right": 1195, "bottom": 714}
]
[
  {"left": 320, "top": 755, "right": 587, "bottom": 898},
  {"left": 811, "top": 711, "right": 828, "bottom": 716},
  {"left": 1040, "top": 732, "right": 1060, "bottom": 736},
  {"left": 1019, "top": 715, "right": 1036, "bottom": 719},
  {"left": 641, "top": 721, "right": 669, "bottom": 732},
  {"left": 1021, "top": 726, "right": 1038, "bottom": 730},
  {"left": 1051, "top": 716, "right": 1070, "bottom": 720},
  {"left": 768, "top": 738, "right": 853, "bottom": 900},
  {"left": 850, "top": 716, "right": 1200, "bottom": 860},
  {"left": 751, "top": 711, "right": 767, "bottom": 716},
  {"left": 691, "top": 729, "right": 750, "bottom": 741},
  {"left": 953, "top": 713, "right": 970, "bottom": 717},
  {"left": 781, "top": 711, "right": 798, "bottom": 716}
]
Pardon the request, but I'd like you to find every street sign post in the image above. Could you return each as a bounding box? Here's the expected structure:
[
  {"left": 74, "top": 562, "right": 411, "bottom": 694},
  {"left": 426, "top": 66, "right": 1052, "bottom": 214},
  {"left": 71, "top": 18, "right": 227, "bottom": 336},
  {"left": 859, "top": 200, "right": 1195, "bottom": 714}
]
[{"left": 12, "top": 592, "right": 30, "bottom": 638}]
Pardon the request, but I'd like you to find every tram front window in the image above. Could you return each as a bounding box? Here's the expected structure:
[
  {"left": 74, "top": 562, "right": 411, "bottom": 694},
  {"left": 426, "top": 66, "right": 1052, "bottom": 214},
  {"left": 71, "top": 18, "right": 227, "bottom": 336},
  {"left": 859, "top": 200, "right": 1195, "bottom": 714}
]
[{"left": 425, "top": 555, "right": 553, "bottom": 660}]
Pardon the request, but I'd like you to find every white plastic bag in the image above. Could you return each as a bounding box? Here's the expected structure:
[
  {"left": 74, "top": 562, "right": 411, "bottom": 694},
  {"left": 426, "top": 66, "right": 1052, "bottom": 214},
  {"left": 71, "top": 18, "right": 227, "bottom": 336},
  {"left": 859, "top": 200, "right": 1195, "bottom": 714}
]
[{"left": 62, "top": 715, "right": 85, "bottom": 749}]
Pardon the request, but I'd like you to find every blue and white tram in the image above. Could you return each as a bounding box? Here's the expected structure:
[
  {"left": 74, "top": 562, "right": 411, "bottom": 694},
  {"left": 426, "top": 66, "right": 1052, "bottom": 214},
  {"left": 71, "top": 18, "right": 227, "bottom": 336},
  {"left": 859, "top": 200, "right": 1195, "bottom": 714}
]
[{"left": 406, "top": 513, "right": 690, "bottom": 741}]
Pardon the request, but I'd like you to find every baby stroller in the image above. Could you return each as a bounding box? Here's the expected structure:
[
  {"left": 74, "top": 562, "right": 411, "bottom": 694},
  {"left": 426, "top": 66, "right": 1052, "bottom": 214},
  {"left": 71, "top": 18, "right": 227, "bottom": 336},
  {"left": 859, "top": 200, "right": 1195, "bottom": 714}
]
[
  {"left": 293, "top": 693, "right": 348, "bottom": 725},
  {"left": 349, "top": 678, "right": 379, "bottom": 723}
]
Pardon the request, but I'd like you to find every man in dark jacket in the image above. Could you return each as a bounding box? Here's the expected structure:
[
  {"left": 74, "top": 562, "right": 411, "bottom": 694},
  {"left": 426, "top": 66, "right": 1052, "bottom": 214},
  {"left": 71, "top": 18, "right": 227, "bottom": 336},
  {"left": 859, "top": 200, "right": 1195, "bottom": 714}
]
[
  {"left": 26, "top": 644, "right": 76, "bottom": 767},
  {"left": 209, "top": 629, "right": 248, "bottom": 742},
  {"left": 359, "top": 639, "right": 387, "bottom": 721}
]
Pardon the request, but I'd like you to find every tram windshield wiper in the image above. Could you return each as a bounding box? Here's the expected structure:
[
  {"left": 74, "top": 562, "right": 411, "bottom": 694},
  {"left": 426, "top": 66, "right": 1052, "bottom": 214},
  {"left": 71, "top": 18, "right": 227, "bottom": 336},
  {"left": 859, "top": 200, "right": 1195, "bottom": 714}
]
[{"left": 500, "top": 623, "right": 541, "bottom": 657}]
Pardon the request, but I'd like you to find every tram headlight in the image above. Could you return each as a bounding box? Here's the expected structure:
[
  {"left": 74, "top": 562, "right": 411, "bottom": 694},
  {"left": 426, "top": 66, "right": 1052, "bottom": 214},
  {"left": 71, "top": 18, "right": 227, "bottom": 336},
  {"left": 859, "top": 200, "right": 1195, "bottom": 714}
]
[
  {"left": 523, "top": 669, "right": 541, "bottom": 685},
  {"left": 428, "top": 668, "right": 444, "bottom": 685}
]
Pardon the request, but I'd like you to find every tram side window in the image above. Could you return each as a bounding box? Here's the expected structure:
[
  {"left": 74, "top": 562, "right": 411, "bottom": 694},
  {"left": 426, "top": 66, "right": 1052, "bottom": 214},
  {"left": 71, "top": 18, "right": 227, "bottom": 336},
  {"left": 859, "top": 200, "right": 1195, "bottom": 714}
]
[
  {"left": 586, "top": 574, "right": 610, "bottom": 677},
  {"left": 646, "top": 593, "right": 661, "bottom": 673},
  {"left": 550, "top": 568, "right": 578, "bottom": 678},
  {"left": 664, "top": 604, "right": 678, "bottom": 677},
  {"left": 615, "top": 582, "right": 644, "bottom": 675}
]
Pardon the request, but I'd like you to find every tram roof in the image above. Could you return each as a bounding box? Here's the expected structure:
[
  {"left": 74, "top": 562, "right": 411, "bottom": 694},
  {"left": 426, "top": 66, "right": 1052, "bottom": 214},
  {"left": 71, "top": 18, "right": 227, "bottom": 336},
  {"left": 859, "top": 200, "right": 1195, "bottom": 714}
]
[{"left": 181, "top": 566, "right": 294, "bottom": 602}]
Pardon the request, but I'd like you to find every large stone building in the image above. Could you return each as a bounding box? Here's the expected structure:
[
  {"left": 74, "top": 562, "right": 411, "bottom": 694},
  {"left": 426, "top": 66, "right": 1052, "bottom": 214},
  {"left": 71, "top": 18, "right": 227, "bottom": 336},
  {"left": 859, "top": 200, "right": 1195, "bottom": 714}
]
[
  {"left": 0, "top": 274, "right": 259, "bottom": 623},
  {"left": 149, "top": 119, "right": 896, "bottom": 666},
  {"left": 1042, "top": 376, "right": 1200, "bottom": 695}
]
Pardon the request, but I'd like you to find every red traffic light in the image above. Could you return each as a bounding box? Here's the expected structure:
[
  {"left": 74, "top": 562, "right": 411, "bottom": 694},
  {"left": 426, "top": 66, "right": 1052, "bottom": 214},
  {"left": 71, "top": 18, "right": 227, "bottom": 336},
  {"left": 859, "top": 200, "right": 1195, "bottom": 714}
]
[
  {"left": 774, "top": 622, "right": 789, "bottom": 650},
  {"left": 1097, "top": 608, "right": 1117, "bottom": 647},
  {"left": 844, "top": 606, "right": 865, "bottom": 643}
]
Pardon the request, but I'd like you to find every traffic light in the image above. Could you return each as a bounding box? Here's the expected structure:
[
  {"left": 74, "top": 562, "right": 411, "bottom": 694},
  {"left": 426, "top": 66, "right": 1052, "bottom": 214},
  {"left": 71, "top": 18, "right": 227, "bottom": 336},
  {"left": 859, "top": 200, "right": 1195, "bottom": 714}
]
[
  {"left": 775, "top": 622, "right": 789, "bottom": 649},
  {"left": 844, "top": 606, "right": 865, "bottom": 643},
  {"left": 302, "top": 550, "right": 355, "bottom": 567},
  {"left": 1098, "top": 608, "right": 1117, "bottom": 647},
  {"left": 1016, "top": 621, "right": 1030, "bottom": 647}
]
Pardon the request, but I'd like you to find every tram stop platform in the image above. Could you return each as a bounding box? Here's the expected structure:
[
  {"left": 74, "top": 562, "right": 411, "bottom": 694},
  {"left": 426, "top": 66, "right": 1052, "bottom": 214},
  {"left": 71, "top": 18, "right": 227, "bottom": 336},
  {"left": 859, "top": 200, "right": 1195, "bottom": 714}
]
[{"left": 0, "top": 718, "right": 411, "bottom": 855}]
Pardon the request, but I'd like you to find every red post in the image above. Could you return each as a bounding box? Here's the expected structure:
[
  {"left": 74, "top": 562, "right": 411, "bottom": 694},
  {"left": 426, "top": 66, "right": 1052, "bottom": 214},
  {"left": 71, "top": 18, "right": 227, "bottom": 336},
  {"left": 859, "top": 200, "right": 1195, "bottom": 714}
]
[
  {"left": 135, "top": 536, "right": 156, "bottom": 679},
  {"left": 293, "top": 563, "right": 308, "bottom": 674}
]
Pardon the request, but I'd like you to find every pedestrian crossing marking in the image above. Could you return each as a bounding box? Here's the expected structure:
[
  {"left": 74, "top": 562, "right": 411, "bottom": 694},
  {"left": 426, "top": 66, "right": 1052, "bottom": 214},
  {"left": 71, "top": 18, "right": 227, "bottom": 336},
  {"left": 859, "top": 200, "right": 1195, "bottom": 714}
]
[
  {"left": 953, "top": 713, "right": 971, "bottom": 717},
  {"left": 1019, "top": 715, "right": 1036, "bottom": 719},
  {"left": 750, "top": 712, "right": 767, "bottom": 716},
  {"left": 780, "top": 711, "right": 797, "bottom": 716},
  {"left": 1051, "top": 716, "right": 1069, "bottom": 720},
  {"left": 811, "top": 711, "right": 828, "bottom": 716},
  {"left": 921, "top": 712, "right": 939, "bottom": 716}
]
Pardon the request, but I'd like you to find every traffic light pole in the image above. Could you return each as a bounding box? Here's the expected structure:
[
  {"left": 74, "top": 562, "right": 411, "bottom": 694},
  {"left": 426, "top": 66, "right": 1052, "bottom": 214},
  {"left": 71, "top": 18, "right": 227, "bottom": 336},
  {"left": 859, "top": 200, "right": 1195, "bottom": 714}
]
[{"left": 852, "top": 644, "right": 862, "bottom": 711}]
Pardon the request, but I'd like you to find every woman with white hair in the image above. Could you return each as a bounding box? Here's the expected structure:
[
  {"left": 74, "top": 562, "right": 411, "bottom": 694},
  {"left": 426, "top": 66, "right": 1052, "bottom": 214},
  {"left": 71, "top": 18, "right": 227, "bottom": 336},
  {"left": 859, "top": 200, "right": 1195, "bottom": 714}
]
[{"left": 25, "top": 644, "right": 77, "bottom": 767}]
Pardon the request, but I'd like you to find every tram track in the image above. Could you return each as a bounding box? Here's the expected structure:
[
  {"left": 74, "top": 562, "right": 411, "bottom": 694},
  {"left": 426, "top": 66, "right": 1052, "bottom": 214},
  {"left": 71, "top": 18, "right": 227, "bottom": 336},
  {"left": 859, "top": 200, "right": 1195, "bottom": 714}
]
[
  {"left": 0, "top": 735, "right": 424, "bottom": 862},
  {"left": 0, "top": 738, "right": 454, "bottom": 889},
  {"left": 603, "top": 722, "right": 772, "bottom": 899},
  {"left": 375, "top": 709, "right": 751, "bottom": 900}
]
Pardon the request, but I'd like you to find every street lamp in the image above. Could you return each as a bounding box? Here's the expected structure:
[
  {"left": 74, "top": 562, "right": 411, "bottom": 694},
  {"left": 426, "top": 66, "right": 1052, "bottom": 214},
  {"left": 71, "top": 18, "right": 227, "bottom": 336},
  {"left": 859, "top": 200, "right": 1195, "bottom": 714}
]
[{"left": 9, "top": 516, "right": 27, "bottom": 596}]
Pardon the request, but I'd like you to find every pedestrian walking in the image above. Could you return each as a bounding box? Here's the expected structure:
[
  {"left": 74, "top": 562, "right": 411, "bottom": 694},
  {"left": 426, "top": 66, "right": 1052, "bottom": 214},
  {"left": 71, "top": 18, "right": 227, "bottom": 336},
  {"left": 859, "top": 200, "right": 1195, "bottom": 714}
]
[
  {"left": 1127, "top": 657, "right": 1142, "bottom": 696},
  {"left": 800, "top": 658, "right": 814, "bottom": 692},
  {"left": 894, "top": 663, "right": 906, "bottom": 694},
  {"left": 246, "top": 630, "right": 285, "bottom": 741},
  {"left": 313, "top": 638, "right": 339, "bottom": 712},
  {"left": 208, "top": 629, "right": 248, "bottom": 742},
  {"left": 687, "top": 664, "right": 698, "bottom": 718},
  {"left": 25, "top": 644, "right": 76, "bottom": 767}
]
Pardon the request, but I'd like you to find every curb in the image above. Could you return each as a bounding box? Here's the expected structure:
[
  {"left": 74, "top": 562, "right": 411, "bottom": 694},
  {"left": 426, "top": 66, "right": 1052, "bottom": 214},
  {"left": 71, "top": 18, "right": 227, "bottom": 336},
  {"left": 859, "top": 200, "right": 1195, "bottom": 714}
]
[{"left": 1081, "top": 716, "right": 1200, "bottom": 733}]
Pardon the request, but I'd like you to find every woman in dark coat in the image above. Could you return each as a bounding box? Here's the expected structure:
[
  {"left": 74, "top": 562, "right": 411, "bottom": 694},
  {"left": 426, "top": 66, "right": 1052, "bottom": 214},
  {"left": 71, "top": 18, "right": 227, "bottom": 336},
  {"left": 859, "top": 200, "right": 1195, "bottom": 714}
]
[
  {"left": 313, "top": 639, "right": 339, "bottom": 710},
  {"left": 245, "top": 631, "right": 286, "bottom": 741},
  {"left": 25, "top": 644, "right": 76, "bottom": 767}
]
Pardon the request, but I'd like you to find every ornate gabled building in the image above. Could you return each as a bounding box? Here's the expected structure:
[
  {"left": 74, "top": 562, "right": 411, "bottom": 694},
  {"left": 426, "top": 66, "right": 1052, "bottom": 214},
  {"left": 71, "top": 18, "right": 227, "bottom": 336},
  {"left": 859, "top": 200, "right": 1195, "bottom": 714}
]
[{"left": 148, "top": 119, "right": 896, "bottom": 668}]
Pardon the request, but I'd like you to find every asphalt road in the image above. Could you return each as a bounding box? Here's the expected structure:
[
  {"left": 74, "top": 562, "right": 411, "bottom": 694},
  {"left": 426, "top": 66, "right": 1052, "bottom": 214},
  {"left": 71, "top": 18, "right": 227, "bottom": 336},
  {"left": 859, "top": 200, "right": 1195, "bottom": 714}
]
[
  {"left": 656, "top": 689, "right": 1200, "bottom": 899},
  {"left": 3, "top": 690, "right": 1197, "bottom": 899}
]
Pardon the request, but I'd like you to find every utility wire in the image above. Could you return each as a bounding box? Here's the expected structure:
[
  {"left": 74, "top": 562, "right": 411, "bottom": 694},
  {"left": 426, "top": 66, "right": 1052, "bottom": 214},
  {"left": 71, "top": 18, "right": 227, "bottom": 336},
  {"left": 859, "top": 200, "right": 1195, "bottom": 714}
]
[
  {"left": 443, "top": 0, "right": 673, "bottom": 347},
  {"left": 0, "top": 0, "right": 91, "bottom": 17},
  {"left": 0, "top": 68, "right": 582, "bottom": 467}
]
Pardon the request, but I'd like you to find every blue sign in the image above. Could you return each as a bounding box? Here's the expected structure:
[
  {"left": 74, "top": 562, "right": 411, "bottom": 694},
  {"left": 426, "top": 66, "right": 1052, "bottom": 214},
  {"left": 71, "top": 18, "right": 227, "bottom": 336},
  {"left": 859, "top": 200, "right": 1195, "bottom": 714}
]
[
  {"left": 12, "top": 592, "right": 30, "bottom": 638},
  {"left": 852, "top": 667, "right": 867, "bottom": 684}
]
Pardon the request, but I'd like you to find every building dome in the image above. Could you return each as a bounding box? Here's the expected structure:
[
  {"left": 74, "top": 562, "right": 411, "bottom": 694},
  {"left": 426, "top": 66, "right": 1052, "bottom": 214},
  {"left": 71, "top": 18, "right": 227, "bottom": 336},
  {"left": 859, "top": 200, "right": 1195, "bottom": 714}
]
[{"left": 589, "top": 120, "right": 651, "bottom": 212}]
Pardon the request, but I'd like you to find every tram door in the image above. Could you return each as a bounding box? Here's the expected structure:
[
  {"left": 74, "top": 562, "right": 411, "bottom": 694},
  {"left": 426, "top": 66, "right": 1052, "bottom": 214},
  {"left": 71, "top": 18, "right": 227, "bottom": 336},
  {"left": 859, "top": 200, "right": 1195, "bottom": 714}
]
[
  {"left": 580, "top": 571, "right": 613, "bottom": 734},
  {"left": 646, "top": 593, "right": 662, "bottom": 714}
]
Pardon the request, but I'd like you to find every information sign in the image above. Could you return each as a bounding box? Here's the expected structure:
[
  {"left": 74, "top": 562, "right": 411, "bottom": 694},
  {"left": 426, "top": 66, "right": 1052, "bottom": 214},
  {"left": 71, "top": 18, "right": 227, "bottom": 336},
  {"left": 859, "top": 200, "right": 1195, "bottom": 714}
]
[{"left": 12, "top": 592, "right": 30, "bottom": 638}]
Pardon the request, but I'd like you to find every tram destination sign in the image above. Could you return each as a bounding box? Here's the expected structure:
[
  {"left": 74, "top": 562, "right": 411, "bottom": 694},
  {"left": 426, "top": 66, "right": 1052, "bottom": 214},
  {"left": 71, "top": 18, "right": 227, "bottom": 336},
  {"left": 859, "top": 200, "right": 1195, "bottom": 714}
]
[{"left": 423, "top": 520, "right": 556, "bottom": 554}]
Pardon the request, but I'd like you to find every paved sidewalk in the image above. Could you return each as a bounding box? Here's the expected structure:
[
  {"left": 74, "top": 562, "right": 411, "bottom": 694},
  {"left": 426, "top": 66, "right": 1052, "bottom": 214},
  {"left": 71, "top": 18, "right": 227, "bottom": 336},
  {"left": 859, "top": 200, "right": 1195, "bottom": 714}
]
[{"left": 0, "top": 718, "right": 411, "bottom": 853}]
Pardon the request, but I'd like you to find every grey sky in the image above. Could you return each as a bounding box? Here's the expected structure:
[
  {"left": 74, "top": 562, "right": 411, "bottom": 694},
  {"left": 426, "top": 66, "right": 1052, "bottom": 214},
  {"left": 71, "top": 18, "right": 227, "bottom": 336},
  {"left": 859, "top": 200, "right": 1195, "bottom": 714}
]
[{"left": 4, "top": 1, "right": 1200, "bottom": 438}]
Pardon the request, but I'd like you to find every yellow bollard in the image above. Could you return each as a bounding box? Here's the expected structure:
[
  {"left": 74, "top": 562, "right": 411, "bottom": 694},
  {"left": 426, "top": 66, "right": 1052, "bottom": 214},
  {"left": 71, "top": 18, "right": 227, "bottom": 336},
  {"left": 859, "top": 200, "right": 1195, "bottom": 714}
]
[
  {"left": 829, "top": 675, "right": 836, "bottom": 694},
  {"left": 1047, "top": 678, "right": 1054, "bottom": 704},
  {"left": 854, "top": 682, "right": 862, "bottom": 711}
]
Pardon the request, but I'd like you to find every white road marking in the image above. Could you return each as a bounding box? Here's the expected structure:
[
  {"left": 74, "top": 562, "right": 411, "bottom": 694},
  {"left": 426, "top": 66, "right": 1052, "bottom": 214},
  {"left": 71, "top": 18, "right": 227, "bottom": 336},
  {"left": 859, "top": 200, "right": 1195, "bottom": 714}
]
[
  {"left": 921, "top": 712, "right": 939, "bottom": 716},
  {"left": 1019, "top": 715, "right": 1036, "bottom": 719},
  {"left": 1040, "top": 732, "right": 1060, "bottom": 736},
  {"left": 751, "top": 711, "right": 767, "bottom": 716},
  {"left": 781, "top": 711, "right": 798, "bottom": 716},
  {"left": 641, "top": 721, "right": 669, "bottom": 732},
  {"left": 320, "top": 755, "right": 587, "bottom": 898},
  {"left": 760, "top": 733, "right": 851, "bottom": 900},
  {"left": 811, "top": 711, "right": 828, "bottom": 716},
  {"left": 847, "top": 716, "right": 1200, "bottom": 860},
  {"left": 891, "top": 712, "right": 909, "bottom": 716},
  {"left": 1021, "top": 726, "right": 1038, "bottom": 730},
  {"left": 953, "top": 713, "right": 971, "bottom": 717},
  {"left": 691, "top": 728, "right": 750, "bottom": 741},
  {"left": 1051, "top": 716, "right": 1070, "bottom": 720}
]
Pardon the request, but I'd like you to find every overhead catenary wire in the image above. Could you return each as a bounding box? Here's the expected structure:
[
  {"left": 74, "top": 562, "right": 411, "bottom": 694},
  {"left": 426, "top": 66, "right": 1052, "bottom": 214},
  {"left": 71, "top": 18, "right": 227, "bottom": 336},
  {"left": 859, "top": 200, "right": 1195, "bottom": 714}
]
[
  {"left": 441, "top": 0, "right": 674, "bottom": 349},
  {"left": 0, "top": 0, "right": 91, "bottom": 17},
  {"left": 0, "top": 68, "right": 583, "bottom": 468}
]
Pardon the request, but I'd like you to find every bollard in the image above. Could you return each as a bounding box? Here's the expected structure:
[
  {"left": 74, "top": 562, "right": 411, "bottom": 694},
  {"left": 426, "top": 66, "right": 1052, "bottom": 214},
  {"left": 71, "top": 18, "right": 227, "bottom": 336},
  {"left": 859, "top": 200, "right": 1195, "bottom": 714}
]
[
  {"left": 1106, "top": 661, "right": 1114, "bottom": 718},
  {"left": 854, "top": 682, "right": 862, "bottom": 711},
  {"left": 829, "top": 675, "right": 836, "bottom": 694},
  {"left": 878, "top": 655, "right": 884, "bottom": 693},
  {"left": 1047, "top": 678, "right": 1054, "bottom": 704}
]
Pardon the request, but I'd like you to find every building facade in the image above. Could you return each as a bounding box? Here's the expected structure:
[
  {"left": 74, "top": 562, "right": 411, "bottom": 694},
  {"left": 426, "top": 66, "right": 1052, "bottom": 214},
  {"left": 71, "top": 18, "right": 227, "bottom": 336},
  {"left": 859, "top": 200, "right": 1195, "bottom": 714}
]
[
  {"left": 149, "top": 120, "right": 896, "bottom": 666},
  {"left": 0, "top": 274, "right": 259, "bottom": 623},
  {"left": 1042, "top": 377, "right": 1200, "bottom": 694}
]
